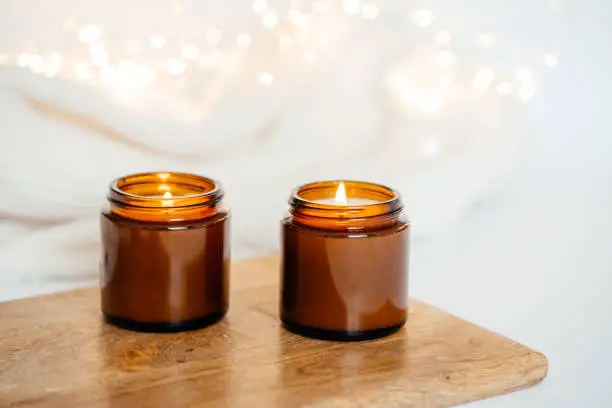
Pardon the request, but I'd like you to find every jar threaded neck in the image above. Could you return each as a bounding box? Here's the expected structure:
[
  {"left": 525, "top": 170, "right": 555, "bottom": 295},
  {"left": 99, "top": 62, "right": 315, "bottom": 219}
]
[
  {"left": 288, "top": 180, "right": 404, "bottom": 231},
  {"left": 107, "top": 172, "right": 223, "bottom": 222}
]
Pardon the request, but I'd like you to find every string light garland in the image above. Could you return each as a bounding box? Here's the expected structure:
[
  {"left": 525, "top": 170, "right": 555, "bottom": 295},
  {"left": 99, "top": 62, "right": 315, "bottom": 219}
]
[{"left": 0, "top": 1, "right": 559, "bottom": 109}]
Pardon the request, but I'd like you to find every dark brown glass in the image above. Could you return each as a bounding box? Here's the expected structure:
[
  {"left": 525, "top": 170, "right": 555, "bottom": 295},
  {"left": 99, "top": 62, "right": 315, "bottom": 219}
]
[
  {"left": 281, "top": 180, "right": 409, "bottom": 341},
  {"left": 100, "top": 172, "right": 230, "bottom": 332}
]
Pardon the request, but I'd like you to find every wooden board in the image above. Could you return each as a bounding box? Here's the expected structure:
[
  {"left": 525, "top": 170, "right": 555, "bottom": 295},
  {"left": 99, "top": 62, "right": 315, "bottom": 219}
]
[{"left": 0, "top": 256, "right": 547, "bottom": 408}]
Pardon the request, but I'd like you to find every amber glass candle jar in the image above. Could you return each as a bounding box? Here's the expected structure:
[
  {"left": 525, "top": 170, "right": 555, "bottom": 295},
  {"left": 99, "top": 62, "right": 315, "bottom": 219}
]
[
  {"left": 100, "top": 172, "right": 230, "bottom": 332},
  {"left": 281, "top": 180, "right": 409, "bottom": 341}
]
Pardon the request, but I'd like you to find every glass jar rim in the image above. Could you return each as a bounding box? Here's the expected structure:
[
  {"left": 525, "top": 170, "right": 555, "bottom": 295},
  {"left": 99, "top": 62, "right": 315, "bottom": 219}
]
[
  {"left": 109, "top": 171, "right": 223, "bottom": 209},
  {"left": 289, "top": 180, "right": 403, "bottom": 219}
]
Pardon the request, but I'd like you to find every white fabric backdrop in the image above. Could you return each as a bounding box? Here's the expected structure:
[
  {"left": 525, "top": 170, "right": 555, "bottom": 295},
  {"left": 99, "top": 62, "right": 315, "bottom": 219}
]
[{"left": 0, "top": 0, "right": 540, "bottom": 298}]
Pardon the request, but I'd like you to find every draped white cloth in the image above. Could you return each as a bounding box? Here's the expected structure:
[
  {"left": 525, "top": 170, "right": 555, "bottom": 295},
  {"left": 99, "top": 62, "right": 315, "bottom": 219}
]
[{"left": 0, "top": 0, "right": 555, "bottom": 300}]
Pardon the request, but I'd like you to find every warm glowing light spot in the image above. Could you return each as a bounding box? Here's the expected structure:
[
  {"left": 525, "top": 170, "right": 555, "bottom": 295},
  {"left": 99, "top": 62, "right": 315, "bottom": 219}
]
[
  {"left": 413, "top": 10, "right": 434, "bottom": 27},
  {"left": 166, "top": 58, "right": 186, "bottom": 76},
  {"left": 518, "top": 84, "right": 536, "bottom": 100},
  {"left": 335, "top": 182, "right": 348, "bottom": 205},
  {"left": 259, "top": 71, "right": 274, "bottom": 86},
  {"left": 28, "top": 54, "right": 45, "bottom": 73},
  {"left": 262, "top": 12, "right": 278, "bottom": 28},
  {"left": 343, "top": 0, "right": 361, "bottom": 15},
  {"left": 150, "top": 35, "right": 166, "bottom": 49},
  {"left": 252, "top": 0, "right": 267, "bottom": 13},
  {"left": 78, "top": 25, "right": 101, "bottom": 43}
]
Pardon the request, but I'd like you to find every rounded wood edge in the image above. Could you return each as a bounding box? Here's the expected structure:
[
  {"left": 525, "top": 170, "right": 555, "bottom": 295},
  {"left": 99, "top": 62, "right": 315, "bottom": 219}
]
[{"left": 529, "top": 351, "right": 549, "bottom": 383}]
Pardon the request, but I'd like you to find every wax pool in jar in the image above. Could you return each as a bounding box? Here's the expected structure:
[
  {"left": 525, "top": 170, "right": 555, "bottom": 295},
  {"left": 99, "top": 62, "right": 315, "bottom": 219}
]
[{"left": 311, "top": 181, "right": 380, "bottom": 206}]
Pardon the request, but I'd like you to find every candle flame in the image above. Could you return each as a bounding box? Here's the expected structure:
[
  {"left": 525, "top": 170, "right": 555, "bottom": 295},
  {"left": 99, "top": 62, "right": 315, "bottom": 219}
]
[
  {"left": 162, "top": 191, "right": 174, "bottom": 207},
  {"left": 335, "top": 182, "right": 348, "bottom": 205}
]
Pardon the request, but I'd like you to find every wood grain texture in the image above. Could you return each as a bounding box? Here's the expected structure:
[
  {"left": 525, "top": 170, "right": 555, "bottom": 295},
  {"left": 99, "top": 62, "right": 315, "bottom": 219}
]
[{"left": 0, "top": 255, "right": 547, "bottom": 408}]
